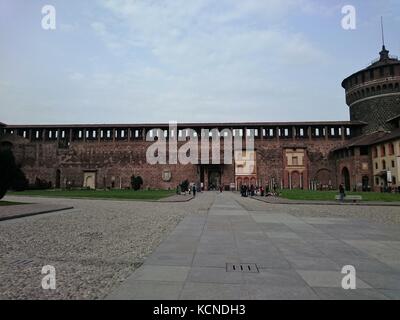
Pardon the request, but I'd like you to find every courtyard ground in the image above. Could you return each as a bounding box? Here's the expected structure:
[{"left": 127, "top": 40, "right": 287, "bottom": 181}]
[
  {"left": 1, "top": 192, "right": 400, "bottom": 300},
  {"left": 0, "top": 193, "right": 214, "bottom": 299}
]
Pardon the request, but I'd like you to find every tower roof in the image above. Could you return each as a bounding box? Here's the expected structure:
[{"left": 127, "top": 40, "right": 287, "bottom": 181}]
[{"left": 369, "top": 45, "right": 399, "bottom": 68}]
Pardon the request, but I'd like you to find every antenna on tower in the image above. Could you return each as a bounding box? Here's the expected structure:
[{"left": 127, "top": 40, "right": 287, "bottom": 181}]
[{"left": 381, "top": 16, "right": 385, "bottom": 47}]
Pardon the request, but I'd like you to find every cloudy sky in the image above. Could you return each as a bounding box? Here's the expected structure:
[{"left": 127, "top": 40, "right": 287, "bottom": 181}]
[{"left": 0, "top": 0, "right": 399, "bottom": 125}]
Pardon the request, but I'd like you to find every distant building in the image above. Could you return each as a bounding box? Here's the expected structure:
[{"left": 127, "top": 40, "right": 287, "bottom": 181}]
[{"left": 1, "top": 46, "right": 400, "bottom": 192}]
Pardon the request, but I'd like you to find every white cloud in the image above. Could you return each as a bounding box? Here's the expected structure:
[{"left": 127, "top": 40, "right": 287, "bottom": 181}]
[{"left": 69, "top": 72, "right": 85, "bottom": 81}]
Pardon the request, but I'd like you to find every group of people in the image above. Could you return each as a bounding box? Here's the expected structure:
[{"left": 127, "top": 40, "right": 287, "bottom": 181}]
[{"left": 240, "top": 184, "right": 280, "bottom": 197}]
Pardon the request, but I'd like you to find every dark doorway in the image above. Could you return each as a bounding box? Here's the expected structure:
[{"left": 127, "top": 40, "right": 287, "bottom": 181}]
[
  {"left": 342, "top": 167, "right": 351, "bottom": 191},
  {"left": 55, "top": 169, "right": 61, "bottom": 189},
  {"left": 209, "top": 171, "right": 221, "bottom": 190},
  {"left": 362, "top": 176, "right": 369, "bottom": 191}
]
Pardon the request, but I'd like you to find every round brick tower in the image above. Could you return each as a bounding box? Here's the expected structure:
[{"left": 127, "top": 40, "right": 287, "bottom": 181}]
[{"left": 342, "top": 46, "right": 400, "bottom": 134}]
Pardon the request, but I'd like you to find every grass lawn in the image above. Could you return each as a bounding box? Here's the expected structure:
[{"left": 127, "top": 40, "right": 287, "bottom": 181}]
[
  {"left": 0, "top": 201, "right": 26, "bottom": 206},
  {"left": 280, "top": 189, "right": 400, "bottom": 202},
  {"left": 7, "top": 189, "right": 176, "bottom": 201}
]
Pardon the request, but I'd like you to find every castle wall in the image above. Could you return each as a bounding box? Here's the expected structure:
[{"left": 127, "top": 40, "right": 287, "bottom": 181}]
[{"left": 5, "top": 133, "right": 350, "bottom": 191}]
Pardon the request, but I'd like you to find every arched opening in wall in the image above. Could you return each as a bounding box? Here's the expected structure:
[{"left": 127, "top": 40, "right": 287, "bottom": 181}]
[
  {"left": 55, "top": 170, "right": 61, "bottom": 189},
  {"left": 291, "top": 171, "right": 301, "bottom": 189},
  {"left": 362, "top": 176, "right": 370, "bottom": 192},
  {"left": 0, "top": 141, "right": 13, "bottom": 151},
  {"left": 315, "top": 169, "right": 332, "bottom": 190},
  {"left": 341, "top": 167, "right": 351, "bottom": 191}
]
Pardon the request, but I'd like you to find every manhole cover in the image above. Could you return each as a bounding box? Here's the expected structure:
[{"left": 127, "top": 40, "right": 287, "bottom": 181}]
[
  {"left": 10, "top": 259, "right": 35, "bottom": 267},
  {"left": 226, "top": 263, "right": 259, "bottom": 273}
]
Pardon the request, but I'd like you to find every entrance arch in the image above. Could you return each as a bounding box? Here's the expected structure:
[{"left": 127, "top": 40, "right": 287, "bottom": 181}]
[
  {"left": 341, "top": 167, "right": 351, "bottom": 191},
  {"left": 362, "top": 176, "right": 369, "bottom": 191},
  {"left": 209, "top": 171, "right": 221, "bottom": 190}
]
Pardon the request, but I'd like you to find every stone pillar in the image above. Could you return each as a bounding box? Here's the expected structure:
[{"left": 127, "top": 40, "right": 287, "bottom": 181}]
[
  {"left": 325, "top": 126, "right": 329, "bottom": 141},
  {"left": 113, "top": 129, "right": 116, "bottom": 143},
  {"left": 308, "top": 126, "right": 312, "bottom": 141},
  {"left": 341, "top": 126, "right": 345, "bottom": 141},
  {"left": 292, "top": 126, "right": 296, "bottom": 141},
  {"left": 276, "top": 127, "right": 280, "bottom": 142}
]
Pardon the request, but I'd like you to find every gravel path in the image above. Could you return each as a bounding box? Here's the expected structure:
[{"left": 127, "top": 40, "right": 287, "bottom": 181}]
[{"left": 0, "top": 193, "right": 215, "bottom": 300}]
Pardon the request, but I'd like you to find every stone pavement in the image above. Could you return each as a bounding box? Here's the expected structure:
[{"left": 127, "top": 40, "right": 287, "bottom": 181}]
[
  {"left": 0, "top": 203, "right": 73, "bottom": 221},
  {"left": 106, "top": 192, "right": 400, "bottom": 300}
]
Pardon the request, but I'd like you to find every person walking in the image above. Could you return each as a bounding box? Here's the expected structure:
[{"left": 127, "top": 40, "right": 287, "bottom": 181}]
[
  {"left": 339, "top": 183, "right": 345, "bottom": 202},
  {"left": 192, "top": 184, "right": 197, "bottom": 197}
]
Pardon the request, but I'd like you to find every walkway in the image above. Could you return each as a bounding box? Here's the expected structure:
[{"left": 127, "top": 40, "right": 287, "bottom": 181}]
[{"left": 107, "top": 192, "right": 400, "bottom": 300}]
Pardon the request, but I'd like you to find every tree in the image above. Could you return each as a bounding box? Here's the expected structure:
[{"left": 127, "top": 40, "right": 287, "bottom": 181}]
[
  {"left": 180, "top": 179, "right": 189, "bottom": 192},
  {"left": 131, "top": 175, "right": 144, "bottom": 191},
  {"left": 0, "top": 149, "right": 23, "bottom": 199},
  {"left": 12, "top": 167, "right": 29, "bottom": 191}
]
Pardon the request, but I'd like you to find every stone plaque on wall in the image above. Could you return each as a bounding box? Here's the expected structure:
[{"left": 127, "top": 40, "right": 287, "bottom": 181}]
[{"left": 162, "top": 170, "right": 172, "bottom": 182}]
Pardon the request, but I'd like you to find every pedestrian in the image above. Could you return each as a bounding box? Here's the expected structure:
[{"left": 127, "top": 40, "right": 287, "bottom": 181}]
[
  {"left": 339, "top": 183, "right": 345, "bottom": 202},
  {"left": 192, "top": 184, "right": 197, "bottom": 197}
]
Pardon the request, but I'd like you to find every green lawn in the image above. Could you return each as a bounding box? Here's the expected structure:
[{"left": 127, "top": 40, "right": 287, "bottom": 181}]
[
  {"left": 0, "top": 201, "right": 26, "bottom": 206},
  {"left": 280, "top": 189, "right": 400, "bottom": 202},
  {"left": 7, "top": 189, "right": 175, "bottom": 201}
]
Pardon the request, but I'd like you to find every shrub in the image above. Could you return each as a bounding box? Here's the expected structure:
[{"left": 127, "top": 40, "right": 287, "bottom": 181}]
[
  {"left": 180, "top": 179, "right": 189, "bottom": 192},
  {"left": 131, "top": 175, "right": 144, "bottom": 191},
  {"left": 30, "top": 178, "right": 52, "bottom": 190},
  {"left": 11, "top": 168, "right": 29, "bottom": 191},
  {"left": 0, "top": 149, "right": 20, "bottom": 199}
]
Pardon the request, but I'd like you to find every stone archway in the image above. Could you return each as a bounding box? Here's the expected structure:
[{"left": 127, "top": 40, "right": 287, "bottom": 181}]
[{"left": 341, "top": 167, "right": 351, "bottom": 191}]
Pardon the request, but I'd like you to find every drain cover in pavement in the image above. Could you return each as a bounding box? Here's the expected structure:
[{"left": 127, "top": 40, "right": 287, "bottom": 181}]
[{"left": 226, "top": 263, "right": 259, "bottom": 273}]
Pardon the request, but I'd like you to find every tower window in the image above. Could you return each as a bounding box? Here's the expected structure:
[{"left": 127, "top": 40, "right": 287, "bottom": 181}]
[{"left": 381, "top": 145, "right": 386, "bottom": 157}]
